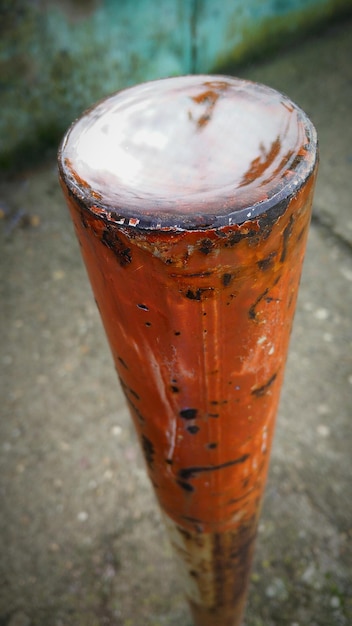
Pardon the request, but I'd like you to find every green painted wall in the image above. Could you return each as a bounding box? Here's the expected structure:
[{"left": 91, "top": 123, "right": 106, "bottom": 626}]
[{"left": 1, "top": 0, "right": 351, "bottom": 171}]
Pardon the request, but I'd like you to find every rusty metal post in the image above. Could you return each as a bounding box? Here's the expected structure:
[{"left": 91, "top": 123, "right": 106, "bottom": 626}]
[{"left": 58, "top": 76, "right": 318, "bottom": 626}]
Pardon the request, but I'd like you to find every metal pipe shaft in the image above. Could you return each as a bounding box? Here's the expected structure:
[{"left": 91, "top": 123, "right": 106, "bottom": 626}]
[{"left": 58, "top": 75, "right": 318, "bottom": 625}]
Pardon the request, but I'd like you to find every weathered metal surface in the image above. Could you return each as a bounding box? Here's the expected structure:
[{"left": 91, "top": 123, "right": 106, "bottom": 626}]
[{"left": 58, "top": 75, "right": 318, "bottom": 625}]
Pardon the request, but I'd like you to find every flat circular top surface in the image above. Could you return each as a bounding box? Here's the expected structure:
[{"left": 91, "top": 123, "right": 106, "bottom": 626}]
[{"left": 58, "top": 75, "right": 317, "bottom": 230}]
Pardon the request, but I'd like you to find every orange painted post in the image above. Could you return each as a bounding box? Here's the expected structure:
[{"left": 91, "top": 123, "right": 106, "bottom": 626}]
[{"left": 58, "top": 76, "right": 318, "bottom": 626}]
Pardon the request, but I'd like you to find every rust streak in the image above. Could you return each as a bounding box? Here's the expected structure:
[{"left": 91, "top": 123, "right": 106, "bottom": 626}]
[
  {"left": 179, "top": 455, "right": 250, "bottom": 481},
  {"left": 251, "top": 373, "right": 278, "bottom": 397}
]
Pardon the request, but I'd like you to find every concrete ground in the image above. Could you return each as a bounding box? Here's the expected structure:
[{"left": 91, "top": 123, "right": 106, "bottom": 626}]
[{"left": 0, "top": 18, "right": 351, "bottom": 626}]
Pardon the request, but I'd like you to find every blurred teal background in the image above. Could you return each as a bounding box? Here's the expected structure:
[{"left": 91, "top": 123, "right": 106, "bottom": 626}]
[{"left": 1, "top": 0, "right": 351, "bottom": 171}]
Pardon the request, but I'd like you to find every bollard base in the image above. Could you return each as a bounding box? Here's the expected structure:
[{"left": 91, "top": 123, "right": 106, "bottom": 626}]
[
  {"left": 189, "top": 598, "right": 247, "bottom": 626},
  {"left": 164, "top": 514, "right": 256, "bottom": 626}
]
